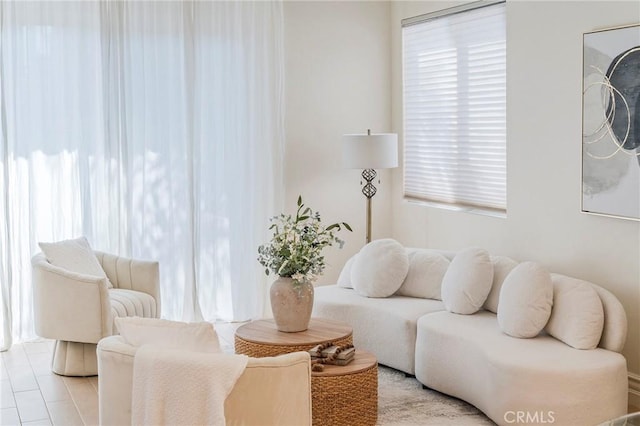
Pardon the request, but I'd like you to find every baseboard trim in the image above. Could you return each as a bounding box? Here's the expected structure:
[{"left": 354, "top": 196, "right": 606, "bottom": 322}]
[{"left": 630, "top": 373, "right": 640, "bottom": 410}]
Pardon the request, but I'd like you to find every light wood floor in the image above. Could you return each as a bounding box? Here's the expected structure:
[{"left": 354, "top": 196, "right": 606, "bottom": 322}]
[
  {"left": 1, "top": 323, "right": 638, "bottom": 425},
  {"left": 0, "top": 323, "right": 239, "bottom": 426}
]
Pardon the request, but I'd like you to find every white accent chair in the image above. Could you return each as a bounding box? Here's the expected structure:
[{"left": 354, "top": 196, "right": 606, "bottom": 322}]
[
  {"left": 97, "top": 335, "right": 313, "bottom": 426},
  {"left": 32, "top": 251, "right": 160, "bottom": 376}
]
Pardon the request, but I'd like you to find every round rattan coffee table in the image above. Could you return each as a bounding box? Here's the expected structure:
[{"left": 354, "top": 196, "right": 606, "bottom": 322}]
[
  {"left": 235, "top": 318, "right": 376, "bottom": 426},
  {"left": 234, "top": 317, "right": 353, "bottom": 357},
  {"left": 311, "top": 350, "right": 378, "bottom": 426}
]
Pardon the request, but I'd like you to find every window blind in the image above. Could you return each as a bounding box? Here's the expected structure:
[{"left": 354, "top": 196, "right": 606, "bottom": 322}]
[{"left": 402, "top": 1, "right": 506, "bottom": 211}]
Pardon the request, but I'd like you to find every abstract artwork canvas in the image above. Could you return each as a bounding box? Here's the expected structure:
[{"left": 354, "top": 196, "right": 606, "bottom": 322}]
[{"left": 582, "top": 24, "right": 640, "bottom": 221}]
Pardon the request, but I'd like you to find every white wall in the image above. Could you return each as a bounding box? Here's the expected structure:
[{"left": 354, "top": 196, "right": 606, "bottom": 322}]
[
  {"left": 390, "top": 0, "right": 640, "bottom": 383},
  {"left": 283, "top": 0, "right": 640, "bottom": 402},
  {"left": 283, "top": 1, "right": 392, "bottom": 285}
]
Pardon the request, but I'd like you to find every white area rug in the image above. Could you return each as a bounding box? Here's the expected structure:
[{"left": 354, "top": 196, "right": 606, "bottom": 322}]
[{"left": 377, "top": 365, "right": 495, "bottom": 425}]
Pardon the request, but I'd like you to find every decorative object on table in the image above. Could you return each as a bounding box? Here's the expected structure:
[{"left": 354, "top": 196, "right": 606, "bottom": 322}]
[
  {"left": 309, "top": 341, "right": 355, "bottom": 371},
  {"left": 582, "top": 24, "right": 640, "bottom": 221},
  {"left": 258, "top": 196, "right": 351, "bottom": 332},
  {"left": 343, "top": 129, "right": 398, "bottom": 243}
]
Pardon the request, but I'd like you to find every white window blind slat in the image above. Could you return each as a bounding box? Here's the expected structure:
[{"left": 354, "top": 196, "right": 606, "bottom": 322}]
[{"left": 402, "top": 2, "right": 506, "bottom": 211}]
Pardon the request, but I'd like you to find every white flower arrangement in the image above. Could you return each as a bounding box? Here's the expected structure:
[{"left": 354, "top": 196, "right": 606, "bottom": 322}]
[{"left": 258, "top": 196, "right": 352, "bottom": 285}]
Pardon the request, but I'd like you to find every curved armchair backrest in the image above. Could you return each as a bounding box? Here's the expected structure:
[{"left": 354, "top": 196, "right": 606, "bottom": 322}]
[
  {"left": 225, "top": 351, "right": 313, "bottom": 425},
  {"left": 94, "top": 251, "right": 161, "bottom": 317}
]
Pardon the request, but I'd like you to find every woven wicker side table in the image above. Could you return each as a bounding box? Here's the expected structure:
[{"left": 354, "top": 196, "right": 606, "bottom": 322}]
[
  {"left": 311, "top": 350, "right": 378, "bottom": 426},
  {"left": 234, "top": 318, "right": 353, "bottom": 357}
]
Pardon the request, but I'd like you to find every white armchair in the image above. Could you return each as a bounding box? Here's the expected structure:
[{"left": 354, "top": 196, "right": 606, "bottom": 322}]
[
  {"left": 32, "top": 251, "right": 160, "bottom": 376},
  {"left": 97, "top": 335, "right": 313, "bottom": 426}
]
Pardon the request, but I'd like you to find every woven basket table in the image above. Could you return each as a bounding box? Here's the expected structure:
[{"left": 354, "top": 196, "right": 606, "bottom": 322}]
[
  {"left": 311, "top": 350, "right": 378, "bottom": 426},
  {"left": 234, "top": 318, "right": 353, "bottom": 357}
]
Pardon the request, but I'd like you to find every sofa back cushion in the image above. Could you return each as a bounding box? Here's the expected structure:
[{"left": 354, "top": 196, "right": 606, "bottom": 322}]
[
  {"left": 545, "top": 274, "right": 604, "bottom": 350},
  {"left": 395, "top": 249, "right": 450, "bottom": 300},
  {"left": 336, "top": 254, "right": 357, "bottom": 289},
  {"left": 351, "top": 239, "right": 409, "bottom": 298},
  {"left": 591, "top": 283, "right": 627, "bottom": 352},
  {"left": 441, "top": 248, "right": 493, "bottom": 314},
  {"left": 497, "top": 261, "right": 553, "bottom": 338},
  {"left": 483, "top": 256, "right": 519, "bottom": 313}
]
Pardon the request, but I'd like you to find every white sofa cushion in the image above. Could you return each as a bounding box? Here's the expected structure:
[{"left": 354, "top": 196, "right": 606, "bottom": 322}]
[
  {"left": 351, "top": 239, "right": 409, "bottom": 298},
  {"left": 114, "top": 317, "right": 221, "bottom": 353},
  {"left": 591, "top": 284, "right": 628, "bottom": 352},
  {"left": 546, "top": 274, "right": 604, "bottom": 350},
  {"left": 441, "top": 248, "right": 493, "bottom": 314},
  {"left": 395, "top": 249, "right": 449, "bottom": 300},
  {"left": 337, "top": 254, "right": 357, "bottom": 289},
  {"left": 483, "top": 256, "right": 518, "bottom": 313},
  {"left": 39, "top": 236, "right": 113, "bottom": 288},
  {"left": 497, "top": 261, "right": 553, "bottom": 338}
]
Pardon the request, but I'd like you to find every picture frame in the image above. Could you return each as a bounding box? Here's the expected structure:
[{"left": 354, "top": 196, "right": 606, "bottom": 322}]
[{"left": 582, "top": 24, "right": 640, "bottom": 221}]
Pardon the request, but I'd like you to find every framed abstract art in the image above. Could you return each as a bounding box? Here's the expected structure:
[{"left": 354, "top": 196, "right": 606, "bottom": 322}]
[{"left": 582, "top": 24, "right": 640, "bottom": 221}]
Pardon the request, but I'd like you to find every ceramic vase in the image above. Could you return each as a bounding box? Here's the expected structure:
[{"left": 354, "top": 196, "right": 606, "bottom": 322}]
[{"left": 270, "top": 276, "right": 314, "bottom": 332}]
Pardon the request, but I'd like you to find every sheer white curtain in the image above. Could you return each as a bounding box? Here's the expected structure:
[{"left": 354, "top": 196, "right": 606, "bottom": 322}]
[{"left": 0, "top": 1, "right": 284, "bottom": 349}]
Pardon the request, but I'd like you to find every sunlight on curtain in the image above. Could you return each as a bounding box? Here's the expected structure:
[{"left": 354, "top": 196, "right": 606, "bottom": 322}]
[
  {"left": 0, "top": 1, "right": 283, "bottom": 349},
  {"left": 0, "top": 2, "right": 108, "bottom": 349}
]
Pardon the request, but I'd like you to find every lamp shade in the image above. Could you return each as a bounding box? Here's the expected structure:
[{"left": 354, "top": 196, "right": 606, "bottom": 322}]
[{"left": 343, "top": 132, "right": 398, "bottom": 169}]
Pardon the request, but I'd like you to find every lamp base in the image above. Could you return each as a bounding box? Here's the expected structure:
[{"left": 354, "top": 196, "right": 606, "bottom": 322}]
[{"left": 361, "top": 168, "right": 377, "bottom": 244}]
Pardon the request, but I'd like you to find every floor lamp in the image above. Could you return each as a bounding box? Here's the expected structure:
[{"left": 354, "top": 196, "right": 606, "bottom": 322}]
[{"left": 343, "top": 130, "right": 398, "bottom": 244}]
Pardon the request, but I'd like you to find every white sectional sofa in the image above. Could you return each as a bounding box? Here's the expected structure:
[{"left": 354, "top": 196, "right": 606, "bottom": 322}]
[{"left": 313, "top": 242, "right": 629, "bottom": 426}]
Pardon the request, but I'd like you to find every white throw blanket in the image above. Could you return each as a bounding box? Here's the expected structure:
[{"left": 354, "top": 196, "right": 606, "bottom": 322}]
[{"left": 132, "top": 345, "right": 248, "bottom": 426}]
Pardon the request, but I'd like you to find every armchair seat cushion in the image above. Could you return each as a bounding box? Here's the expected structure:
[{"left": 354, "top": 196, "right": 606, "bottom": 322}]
[{"left": 110, "top": 289, "right": 158, "bottom": 328}]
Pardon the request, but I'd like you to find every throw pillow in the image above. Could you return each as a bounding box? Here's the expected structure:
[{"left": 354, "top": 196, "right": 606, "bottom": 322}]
[
  {"left": 441, "top": 248, "right": 493, "bottom": 314},
  {"left": 337, "top": 254, "right": 357, "bottom": 289},
  {"left": 115, "top": 317, "right": 222, "bottom": 353},
  {"left": 395, "top": 249, "right": 450, "bottom": 300},
  {"left": 39, "top": 236, "right": 113, "bottom": 289},
  {"left": 483, "top": 256, "right": 519, "bottom": 313},
  {"left": 497, "top": 261, "right": 553, "bottom": 338},
  {"left": 351, "top": 239, "right": 409, "bottom": 298},
  {"left": 545, "top": 274, "right": 604, "bottom": 350}
]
